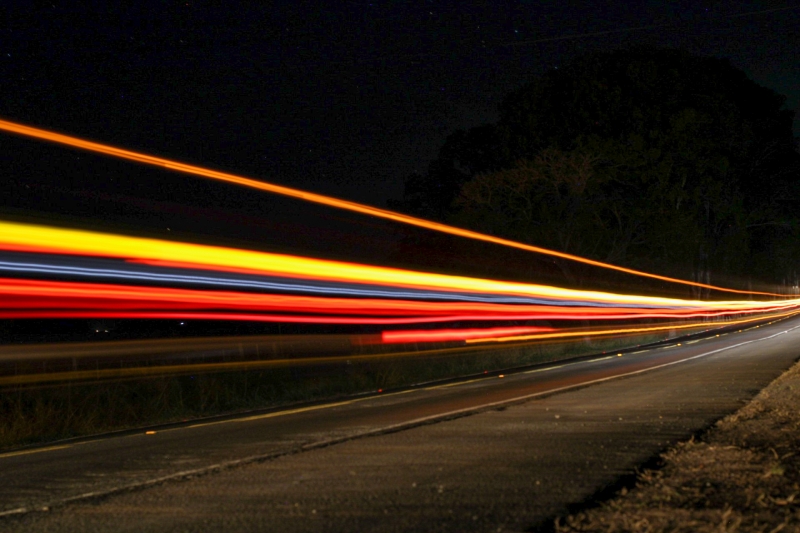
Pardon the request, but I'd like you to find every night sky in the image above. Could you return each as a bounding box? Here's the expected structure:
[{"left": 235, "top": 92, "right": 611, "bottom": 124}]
[{"left": 1, "top": 1, "right": 798, "bottom": 214}]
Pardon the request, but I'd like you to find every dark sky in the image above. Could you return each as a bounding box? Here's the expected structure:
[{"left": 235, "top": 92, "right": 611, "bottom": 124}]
[{"left": 1, "top": 1, "right": 798, "bottom": 211}]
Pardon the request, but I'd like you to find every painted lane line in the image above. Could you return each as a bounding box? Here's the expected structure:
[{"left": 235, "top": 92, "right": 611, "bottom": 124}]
[
  {"left": 0, "top": 445, "right": 72, "bottom": 459},
  {"left": 429, "top": 379, "right": 481, "bottom": 389},
  {"left": 524, "top": 365, "right": 566, "bottom": 374},
  {"left": 0, "top": 392, "right": 417, "bottom": 459},
  {"left": 184, "top": 389, "right": 420, "bottom": 429}
]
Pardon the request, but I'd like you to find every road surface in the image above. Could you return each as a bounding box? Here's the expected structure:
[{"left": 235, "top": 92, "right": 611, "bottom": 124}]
[{"left": 2, "top": 317, "right": 799, "bottom": 532}]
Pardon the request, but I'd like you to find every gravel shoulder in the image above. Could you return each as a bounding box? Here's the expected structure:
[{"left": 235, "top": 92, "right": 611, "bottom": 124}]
[{"left": 556, "top": 355, "right": 800, "bottom": 532}]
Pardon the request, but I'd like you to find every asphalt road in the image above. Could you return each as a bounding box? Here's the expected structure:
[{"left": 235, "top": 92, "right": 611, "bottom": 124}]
[{"left": 2, "top": 317, "right": 800, "bottom": 532}]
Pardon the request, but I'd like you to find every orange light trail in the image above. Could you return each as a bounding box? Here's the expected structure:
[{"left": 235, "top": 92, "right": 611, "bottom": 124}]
[{"left": 0, "top": 118, "right": 787, "bottom": 297}]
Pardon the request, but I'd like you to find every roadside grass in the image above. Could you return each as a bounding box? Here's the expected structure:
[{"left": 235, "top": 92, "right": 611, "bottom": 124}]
[
  {"left": 554, "top": 346, "right": 800, "bottom": 532},
  {"left": 0, "top": 331, "right": 677, "bottom": 450}
]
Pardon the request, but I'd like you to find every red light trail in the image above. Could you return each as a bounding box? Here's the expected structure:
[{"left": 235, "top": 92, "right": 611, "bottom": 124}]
[{"left": 0, "top": 278, "right": 794, "bottom": 323}]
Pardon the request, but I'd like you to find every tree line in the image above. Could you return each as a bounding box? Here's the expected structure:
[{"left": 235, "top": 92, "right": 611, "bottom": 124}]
[{"left": 392, "top": 48, "right": 800, "bottom": 294}]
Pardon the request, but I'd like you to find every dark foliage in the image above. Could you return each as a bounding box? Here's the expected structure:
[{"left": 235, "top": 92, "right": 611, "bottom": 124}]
[{"left": 394, "top": 48, "right": 800, "bottom": 290}]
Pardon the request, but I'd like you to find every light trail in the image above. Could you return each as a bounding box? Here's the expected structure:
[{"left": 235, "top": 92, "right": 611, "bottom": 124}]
[
  {"left": 0, "top": 118, "right": 787, "bottom": 297},
  {"left": 0, "top": 316, "right": 784, "bottom": 387},
  {"left": 0, "top": 310, "right": 526, "bottom": 325},
  {"left": 0, "top": 254, "right": 661, "bottom": 306},
  {"left": 1, "top": 220, "right": 792, "bottom": 311},
  {"left": 381, "top": 327, "right": 556, "bottom": 344},
  {"left": 0, "top": 278, "right": 795, "bottom": 323},
  {"left": 465, "top": 309, "right": 800, "bottom": 344}
]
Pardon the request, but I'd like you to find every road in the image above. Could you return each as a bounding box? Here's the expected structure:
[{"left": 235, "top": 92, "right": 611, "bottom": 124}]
[{"left": 2, "top": 317, "right": 800, "bottom": 532}]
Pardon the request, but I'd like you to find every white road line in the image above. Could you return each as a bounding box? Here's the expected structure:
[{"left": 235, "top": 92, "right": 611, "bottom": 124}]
[
  {"left": 524, "top": 364, "right": 566, "bottom": 374},
  {"left": 0, "top": 444, "right": 71, "bottom": 459}
]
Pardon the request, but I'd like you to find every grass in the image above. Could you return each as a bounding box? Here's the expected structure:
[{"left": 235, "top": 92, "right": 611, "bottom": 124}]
[
  {"left": 554, "top": 347, "right": 800, "bottom": 533},
  {"left": 0, "top": 330, "right": 681, "bottom": 450}
]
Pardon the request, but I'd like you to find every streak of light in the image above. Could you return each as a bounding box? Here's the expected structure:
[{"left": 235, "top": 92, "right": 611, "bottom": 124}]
[
  {"left": 0, "top": 255, "right": 596, "bottom": 306},
  {"left": 1, "top": 277, "right": 797, "bottom": 325},
  {"left": 465, "top": 309, "right": 800, "bottom": 344},
  {"left": 2, "top": 221, "right": 795, "bottom": 311},
  {"left": 381, "top": 327, "right": 555, "bottom": 344},
  {"left": 0, "top": 325, "right": 711, "bottom": 368},
  {"left": 0, "top": 118, "right": 788, "bottom": 297},
  {"left": 0, "top": 319, "right": 733, "bottom": 387},
  {"left": 0, "top": 310, "right": 564, "bottom": 325}
]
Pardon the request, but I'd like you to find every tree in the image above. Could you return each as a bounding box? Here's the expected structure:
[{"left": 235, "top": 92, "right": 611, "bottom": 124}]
[{"left": 396, "top": 48, "right": 799, "bottom": 288}]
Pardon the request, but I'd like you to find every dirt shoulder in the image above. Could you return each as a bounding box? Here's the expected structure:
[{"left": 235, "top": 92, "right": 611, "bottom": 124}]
[{"left": 555, "top": 356, "right": 800, "bottom": 532}]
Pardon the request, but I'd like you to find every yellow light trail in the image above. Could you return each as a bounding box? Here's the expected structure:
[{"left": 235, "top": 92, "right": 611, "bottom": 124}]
[
  {"left": 1, "top": 220, "right": 795, "bottom": 311},
  {"left": 0, "top": 118, "right": 787, "bottom": 297}
]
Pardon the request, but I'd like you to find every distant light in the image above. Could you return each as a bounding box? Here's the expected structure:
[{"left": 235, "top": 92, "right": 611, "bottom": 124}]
[
  {"left": 145, "top": 431, "right": 156, "bottom": 435},
  {"left": 498, "top": 374, "right": 504, "bottom": 378}
]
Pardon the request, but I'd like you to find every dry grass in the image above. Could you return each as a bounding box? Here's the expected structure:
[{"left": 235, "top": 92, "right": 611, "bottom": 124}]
[{"left": 555, "top": 358, "right": 800, "bottom": 533}]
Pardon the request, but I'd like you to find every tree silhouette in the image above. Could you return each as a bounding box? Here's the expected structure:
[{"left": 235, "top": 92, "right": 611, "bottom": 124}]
[{"left": 396, "top": 48, "right": 799, "bottom": 289}]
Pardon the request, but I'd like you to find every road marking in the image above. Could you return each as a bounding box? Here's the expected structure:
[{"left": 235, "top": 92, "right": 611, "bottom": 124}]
[
  {"left": 0, "top": 444, "right": 72, "bottom": 459},
  {"left": 213, "top": 401, "right": 357, "bottom": 425},
  {"left": 524, "top": 364, "right": 565, "bottom": 374},
  {"left": 524, "top": 353, "right": 615, "bottom": 374},
  {"left": 0, "top": 391, "right": 417, "bottom": 458},
  {"left": 183, "top": 388, "right": 418, "bottom": 430},
  {"left": 428, "top": 378, "right": 483, "bottom": 389}
]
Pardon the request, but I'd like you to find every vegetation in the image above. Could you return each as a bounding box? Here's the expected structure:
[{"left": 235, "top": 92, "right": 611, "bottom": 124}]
[
  {"left": 555, "top": 350, "right": 800, "bottom": 532},
  {"left": 393, "top": 48, "right": 800, "bottom": 293},
  {"left": 0, "top": 331, "right": 670, "bottom": 449}
]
